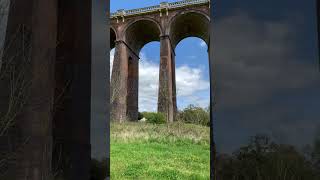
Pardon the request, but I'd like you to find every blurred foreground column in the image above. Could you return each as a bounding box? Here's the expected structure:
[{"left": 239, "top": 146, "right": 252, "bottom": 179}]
[
  {"left": 1, "top": 0, "right": 92, "bottom": 179},
  {"left": 54, "top": 0, "right": 92, "bottom": 179},
  {"left": 1, "top": 0, "right": 57, "bottom": 179}
]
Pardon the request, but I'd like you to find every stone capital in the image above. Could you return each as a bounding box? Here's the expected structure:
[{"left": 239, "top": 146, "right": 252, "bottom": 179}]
[
  {"left": 160, "top": 35, "right": 176, "bottom": 56},
  {"left": 114, "top": 40, "right": 140, "bottom": 59}
]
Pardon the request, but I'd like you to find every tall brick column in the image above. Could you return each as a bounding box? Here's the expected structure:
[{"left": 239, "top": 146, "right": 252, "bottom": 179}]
[
  {"left": 54, "top": 1, "right": 92, "bottom": 179},
  {"left": 158, "top": 35, "right": 176, "bottom": 122},
  {"left": 2, "top": 0, "right": 92, "bottom": 179},
  {"left": 127, "top": 55, "right": 139, "bottom": 121},
  {"left": 111, "top": 40, "right": 139, "bottom": 122},
  {"left": 111, "top": 41, "right": 129, "bottom": 122},
  {"left": 171, "top": 53, "right": 177, "bottom": 120},
  {"left": 1, "top": 0, "right": 57, "bottom": 179}
]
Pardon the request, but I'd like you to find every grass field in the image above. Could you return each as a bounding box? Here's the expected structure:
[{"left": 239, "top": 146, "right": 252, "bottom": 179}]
[{"left": 110, "top": 122, "right": 210, "bottom": 180}]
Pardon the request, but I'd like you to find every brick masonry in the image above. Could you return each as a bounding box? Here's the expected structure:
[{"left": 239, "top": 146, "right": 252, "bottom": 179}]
[
  {"left": 110, "top": 3, "right": 210, "bottom": 122},
  {"left": 1, "top": 0, "right": 92, "bottom": 179}
]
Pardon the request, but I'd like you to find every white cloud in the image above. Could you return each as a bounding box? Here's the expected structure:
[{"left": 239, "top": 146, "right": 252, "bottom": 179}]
[
  {"left": 138, "top": 55, "right": 159, "bottom": 112},
  {"left": 110, "top": 48, "right": 115, "bottom": 76},
  {"left": 199, "top": 41, "right": 207, "bottom": 48},
  {"left": 175, "top": 65, "right": 210, "bottom": 96},
  {"left": 110, "top": 51, "right": 210, "bottom": 112}
]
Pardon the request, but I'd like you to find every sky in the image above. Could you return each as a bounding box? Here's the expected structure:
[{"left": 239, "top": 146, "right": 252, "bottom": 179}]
[
  {"left": 110, "top": 0, "right": 210, "bottom": 112},
  {"left": 212, "top": 0, "right": 320, "bottom": 153},
  {"left": 109, "top": 0, "right": 320, "bottom": 154},
  {"left": 110, "top": 0, "right": 183, "bottom": 13}
]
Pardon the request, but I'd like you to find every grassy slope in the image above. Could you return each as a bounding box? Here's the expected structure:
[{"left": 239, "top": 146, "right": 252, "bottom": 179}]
[{"left": 111, "top": 122, "right": 210, "bottom": 180}]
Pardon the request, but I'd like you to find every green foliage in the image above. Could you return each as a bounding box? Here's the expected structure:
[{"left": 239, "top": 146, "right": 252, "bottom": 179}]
[
  {"left": 312, "top": 129, "right": 320, "bottom": 171},
  {"left": 137, "top": 112, "right": 144, "bottom": 120},
  {"left": 216, "top": 134, "right": 320, "bottom": 180},
  {"left": 142, "top": 112, "right": 166, "bottom": 124},
  {"left": 177, "top": 104, "right": 210, "bottom": 126}
]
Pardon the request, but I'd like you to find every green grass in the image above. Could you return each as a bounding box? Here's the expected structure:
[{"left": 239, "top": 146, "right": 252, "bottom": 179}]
[{"left": 110, "top": 122, "right": 210, "bottom": 180}]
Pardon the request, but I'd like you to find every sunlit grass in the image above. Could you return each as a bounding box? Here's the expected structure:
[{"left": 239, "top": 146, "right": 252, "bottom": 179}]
[{"left": 110, "top": 122, "right": 210, "bottom": 180}]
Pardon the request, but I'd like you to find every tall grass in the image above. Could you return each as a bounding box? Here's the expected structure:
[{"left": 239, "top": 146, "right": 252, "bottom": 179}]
[{"left": 111, "top": 121, "right": 210, "bottom": 145}]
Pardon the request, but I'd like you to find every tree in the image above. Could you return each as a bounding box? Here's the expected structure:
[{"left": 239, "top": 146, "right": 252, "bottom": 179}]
[
  {"left": 312, "top": 126, "right": 320, "bottom": 173},
  {"left": 0, "top": 1, "right": 34, "bottom": 177},
  {"left": 177, "top": 104, "right": 210, "bottom": 126},
  {"left": 216, "top": 134, "right": 320, "bottom": 180}
]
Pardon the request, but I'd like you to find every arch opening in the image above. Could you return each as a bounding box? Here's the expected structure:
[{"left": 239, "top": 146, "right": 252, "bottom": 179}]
[
  {"left": 125, "top": 19, "right": 161, "bottom": 55},
  {"left": 110, "top": 48, "right": 115, "bottom": 78},
  {"left": 169, "top": 11, "right": 209, "bottom": 49},
  {"left": 110, "top": 28, "right": 116, "bottom": 49},
  {"left": 138, "top": 41, "right": 160, "bottom": 113},
  {"left": 174, "top": 37, "right": 210, "bottom": 114}
]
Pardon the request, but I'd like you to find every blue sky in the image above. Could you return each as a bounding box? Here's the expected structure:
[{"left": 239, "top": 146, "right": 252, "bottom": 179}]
[
  {"left": 111, "top": 0, "right": 180, "bottom": 13},
  {"left": 110, "top": 0, "right": 210, "bottom": 112}
]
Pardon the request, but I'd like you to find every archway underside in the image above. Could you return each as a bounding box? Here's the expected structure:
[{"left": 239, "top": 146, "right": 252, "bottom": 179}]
[
  {"left": 110, "top": 28, "right": 116, "bottom": 49},
  {"left": 125, "top": 19, "right": 161, "bottom": 55},
  {"left": 169, "top": 12, "right": 209, "bottom": 49}
]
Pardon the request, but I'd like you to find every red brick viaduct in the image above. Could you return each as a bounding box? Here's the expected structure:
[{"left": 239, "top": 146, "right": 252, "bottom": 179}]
[{"left": 110, "top": 0, "right": 210, "bottom": 122}]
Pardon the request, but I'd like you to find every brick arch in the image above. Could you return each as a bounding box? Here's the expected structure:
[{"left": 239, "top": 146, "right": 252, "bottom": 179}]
[
  {"left": 110, "top": 1, "right": 210, "bottom": 123},
  {"left": 167, "top": 10, "right": 210, "bottom": 49},
  {"left": 123, "top": 18, "right": 162, "bottom": 55}
]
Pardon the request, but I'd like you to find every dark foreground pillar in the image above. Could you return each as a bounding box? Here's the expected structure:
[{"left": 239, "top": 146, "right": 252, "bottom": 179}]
[
  {"left": 53, "top": 0, "right": 92, "bottom": 179},
  {"left": 317, "top": 0, "right": 320, "bottom": 67},
  {"left": 158, "top": 35, "right": 176, "bottom": 122},
  {"left": 1, "top": 0, "right": 57, "bottom": 179}
]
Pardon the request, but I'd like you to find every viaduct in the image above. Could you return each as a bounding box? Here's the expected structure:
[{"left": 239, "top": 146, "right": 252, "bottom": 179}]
[{"left": 110, "top": 0, "right": 210, "bottom": 122}]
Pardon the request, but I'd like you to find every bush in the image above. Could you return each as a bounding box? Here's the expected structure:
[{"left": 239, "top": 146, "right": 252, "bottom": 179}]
[
  {"left": 177, "top": 104, "right": 210, "bottom": 126},
  {"left": 138, "top": 112, "right": 144, "bottom": 120},
  {"left": 216, "top": 135, "right": 320, "bottom": 180},
  {"left": 142, "top": 112, "right": 166, "bottom": 124}
]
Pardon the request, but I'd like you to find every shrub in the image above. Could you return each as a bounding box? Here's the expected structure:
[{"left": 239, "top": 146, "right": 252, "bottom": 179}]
[
  {"left": 177, "top": 104, "right": 210, "bottom": 126},
  {"left": 138, "top": 112, "right": 144, "bottom": 120},
  {"left": 142, "top": 112, "right": 166, "bottom": 124},
  {"left": 216, "top": 135, "right": 320, "bottom": 180}
]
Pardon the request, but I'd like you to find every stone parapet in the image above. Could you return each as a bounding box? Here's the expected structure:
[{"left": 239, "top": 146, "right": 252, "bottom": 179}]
[{"left": 110, "top": 0, "right": 210, "bottom": 18}]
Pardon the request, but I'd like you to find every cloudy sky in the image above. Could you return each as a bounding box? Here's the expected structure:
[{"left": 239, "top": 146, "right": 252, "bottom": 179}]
[
  {"left": 111, "top": 0, "right": 210, "bottom": 112},
  {"left": 108, "top": 0, "right": 320, "bottom": 154},
  {"left": 110, "top": 40, "right": 210, "bottom": 112},
  {"left": 212, "top": 0, "right": 320, "bottom": 153}
]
